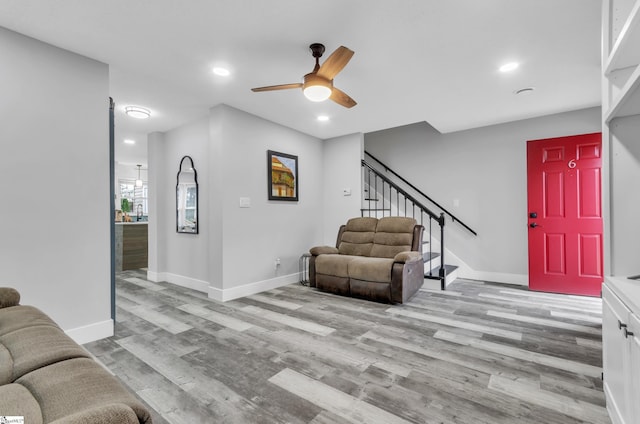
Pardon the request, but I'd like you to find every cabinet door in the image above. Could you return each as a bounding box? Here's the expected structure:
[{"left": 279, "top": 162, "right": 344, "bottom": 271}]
[
  {"left": 629, "top": 311, "right": 640, "bottom": 423},
  {"left": 602, "top": 284, "right": 632, "bottom": 423}
]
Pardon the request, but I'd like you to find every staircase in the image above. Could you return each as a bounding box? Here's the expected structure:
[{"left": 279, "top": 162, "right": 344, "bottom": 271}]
[{"left": 362, "top": 152, "right": 476, "bottom": 290}]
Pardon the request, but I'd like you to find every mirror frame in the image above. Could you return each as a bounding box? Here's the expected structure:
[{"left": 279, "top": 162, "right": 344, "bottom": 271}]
[{"left": 176, "top": 155, "right": 199, "bottom": 234}]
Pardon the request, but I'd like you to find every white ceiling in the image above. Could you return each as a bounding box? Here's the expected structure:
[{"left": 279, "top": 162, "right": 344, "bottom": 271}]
[{"left": 0, "top": 0, "right": 602, "bottom": 166}]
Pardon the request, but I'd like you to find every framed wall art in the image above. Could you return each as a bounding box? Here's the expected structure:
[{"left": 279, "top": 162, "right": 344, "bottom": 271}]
[{"left": 267, "top": 150, "right": 298, "bottom": 201}]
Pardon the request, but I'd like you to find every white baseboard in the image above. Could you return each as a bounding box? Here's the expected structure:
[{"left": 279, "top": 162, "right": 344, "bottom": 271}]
[
  {"left": 147, "top": 271, "right": 209, "bottom": 293},
  {"left": 208, "top": 273, "right": 301, "bottom": 302},
  {"left": 457, "top": 269, "right": 528, "bottom": 286},
  {"left": 147, "top": 270, "right": 301, "bottom": 302},
  {"left": 66, "top": 319, "right": 114, "bottom": 345}
]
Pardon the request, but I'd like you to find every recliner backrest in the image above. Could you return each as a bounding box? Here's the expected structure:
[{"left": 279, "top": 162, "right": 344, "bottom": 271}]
[
  {"left": 337, "top": 217, "right": 378, "bottom": 256},
  {"left": 370, "top": 216, "right": 418, "bottom": 258}
]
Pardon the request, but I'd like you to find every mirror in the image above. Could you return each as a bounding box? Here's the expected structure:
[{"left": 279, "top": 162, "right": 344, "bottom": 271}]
[{"left": 176, "top": 155, "right": 199, "bottom": 234}]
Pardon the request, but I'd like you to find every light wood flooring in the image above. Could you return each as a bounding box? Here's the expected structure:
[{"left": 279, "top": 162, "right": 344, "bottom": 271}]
[{"left": 84, "top": 270, "right": 610, "bottom": 424}]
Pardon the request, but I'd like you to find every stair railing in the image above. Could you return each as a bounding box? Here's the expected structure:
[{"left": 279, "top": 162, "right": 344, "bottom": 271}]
[
  {"left": 364, "top": 150, "right": 477, "bottom": 236},
  {"left": 362, "top": 159, "right": 446, "bottom": 288}
]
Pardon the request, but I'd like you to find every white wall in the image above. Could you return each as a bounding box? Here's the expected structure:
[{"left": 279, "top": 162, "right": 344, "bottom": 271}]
[
  {"left": 322, "top": 133, "right": 364, "bottom": 245},
  {"left": 147, "top": 117, "right": 211, "bottom": 291},
  {"left": 217, "top": 106, "right": 324, "bottom": 293},
  {"left": 148, "top": 105, "right": 326, "bottom": 300},
  {"left": 0, "top": 27, "right": 111, "bottom": 343},
  {"left": 610, "top": 115, "right": 640, "bottom": 276},
  {"left": 365, "top": 107, "right": 602, "bottom": 282}
]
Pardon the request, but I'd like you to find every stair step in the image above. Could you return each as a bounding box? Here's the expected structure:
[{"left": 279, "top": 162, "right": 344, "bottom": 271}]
[
  {"left": 363, "top": 198, "right": 380, "bottom": 201},
  {"left": 360, "top": 208, "right": 391, "bottom": 212},
  {"left": 422, "top": 251, "right": 439, "bottom": 262},
  {"left": 424, "top": 264, "right": 458, "bottom": 279}
]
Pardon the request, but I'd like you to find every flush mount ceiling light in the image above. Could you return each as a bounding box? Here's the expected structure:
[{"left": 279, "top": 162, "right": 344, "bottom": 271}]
[
  {"left": 123, "top": 139, "right": 136, "bottom": 145},
  {"left": 514, "top": 87, "right": 535, "bottom": 95},
  {"left": 499, "top": 62, "right": 519, "bottom": 73},
  {"left": 125, "top": 106, "right": 151, "bottom": 119},
  {"left": 317, "top": 115, "right": 330, "bottom": 122},
  {"left": 213, "top": 67, "right": 230, "bottom": 76}
]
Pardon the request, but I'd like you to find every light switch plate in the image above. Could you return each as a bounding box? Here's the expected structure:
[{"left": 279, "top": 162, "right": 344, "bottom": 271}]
[
  {"left": 239, "top": 197, "right": 251, "bottom": 208},
  {"left": 343, "top": 188, "right": 352, "bottom": 196}
]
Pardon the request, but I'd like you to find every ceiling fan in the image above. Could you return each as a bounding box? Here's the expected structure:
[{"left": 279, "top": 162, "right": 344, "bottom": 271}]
[{"left": 251, "top": 43, "right": 357, "bottom": 108}]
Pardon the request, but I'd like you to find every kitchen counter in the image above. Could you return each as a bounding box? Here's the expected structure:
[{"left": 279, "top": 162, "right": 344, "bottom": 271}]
[{"left": 115, "top": 222, "right": 148, "bottom": 271}]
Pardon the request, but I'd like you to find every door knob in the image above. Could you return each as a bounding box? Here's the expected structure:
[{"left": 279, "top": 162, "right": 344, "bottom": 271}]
[
  {"left": 530, "top": 223, "right": 538, "bottom": 228},
  {"left": 529, "top": 212, "right": 537, "bottom": 218}
]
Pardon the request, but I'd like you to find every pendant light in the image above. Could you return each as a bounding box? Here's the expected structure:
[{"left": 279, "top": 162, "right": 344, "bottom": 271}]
[{"left": 135, "top": 164, "right": 143, "bottom": 187}]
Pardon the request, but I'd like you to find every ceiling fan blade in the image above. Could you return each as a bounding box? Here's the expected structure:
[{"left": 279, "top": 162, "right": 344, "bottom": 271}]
[
  {"left": 330, "top": 87, "right": 357, "bottom": 108},
  {"left": 317, "top": 46, "right": 354, "bottom": 80},
  {"left": 251, "top": 83, "right": 303, "bottom": 92}
]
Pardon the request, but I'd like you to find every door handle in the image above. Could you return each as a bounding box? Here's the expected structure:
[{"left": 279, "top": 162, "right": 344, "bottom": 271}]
[
  {"left": 530, "top": 223, "right": 539, "bottom": 228},
  {"left": 529, "top": 212, "right": 537, "bottom": 218}
]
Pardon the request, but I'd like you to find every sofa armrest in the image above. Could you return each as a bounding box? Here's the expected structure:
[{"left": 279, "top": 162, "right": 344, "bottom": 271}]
[
  {"left": 0, "top": 287, "right": 20, "bottom": 308},
  {"left": 310, "top": 246, "right": 339, "bottom": 256},
  {"left": 393, "top": 251, "right": 422, "bottom": 264}
]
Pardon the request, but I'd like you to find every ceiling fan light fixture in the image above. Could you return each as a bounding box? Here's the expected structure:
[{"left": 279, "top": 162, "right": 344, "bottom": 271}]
[
  {"left": 304, "top": 85, "right": 332, "bottom": 102},
  {"left": 303, "top": 73, "right": 332, "bottom": 102}
]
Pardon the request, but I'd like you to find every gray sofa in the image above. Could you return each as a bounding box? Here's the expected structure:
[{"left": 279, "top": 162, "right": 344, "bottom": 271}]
[
  {"left": 0, "top": 287, "right": 151, "bottom": 424},
  {"left": 309, "top": 216, "right": 424, "bottom": 303}
]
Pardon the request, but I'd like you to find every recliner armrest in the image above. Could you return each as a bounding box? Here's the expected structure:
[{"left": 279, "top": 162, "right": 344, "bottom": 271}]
[
  {"left": 310, "top": 246, "right": 339, "bottom": 256},
  {"left": 0, "top": 287, "right": 20, "bottom": 309},
  {"left": 393, "top": 251, "right": 422, "bottom": 264}
]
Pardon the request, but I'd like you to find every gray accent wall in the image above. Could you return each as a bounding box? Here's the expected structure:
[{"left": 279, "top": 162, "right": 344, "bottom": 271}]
[
  {"left": 148, "top": 105, "right": 328, "bottom": 299},
  {"left": 0, "top": 27, "right": 111, "bottom": 342},
  {"left": 322, "top": 133, "right": 364, "bottom": 245},
  {"left": 364, "top": 107, "right": 602, "bottom": 278}
]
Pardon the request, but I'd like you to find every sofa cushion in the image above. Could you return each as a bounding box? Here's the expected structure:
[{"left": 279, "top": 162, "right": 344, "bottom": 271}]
[
  {"left": 0, "top": 383, "right": 44, "bottom": 424},
  {"left": 16, "top": 357, "right": 151, "bottom": 424},
  {"left": 0, "top": 324, "right": 91, "bottom": 383},
  {"left": 348, "top": 257, "right": 395, "bottom": 283},
  {"left": 0, "top": 305, "right": 60, "bottom": 337},
  {"left": 0, "top": 342, "right": 12, "bottom": 384},
  {"left": 315, "top": 254, "right": 357, "bottom": 278},
  {"left": 337, "top": 217, "right": 378, "bottom": 256},
  {"left": 370, "top": 216, "right": 417, "bottom": 258}
]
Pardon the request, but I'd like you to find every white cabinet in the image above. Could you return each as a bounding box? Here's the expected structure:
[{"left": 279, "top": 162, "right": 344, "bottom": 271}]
[
  {"left": 604, "top": 0, "right": 640, "bottom": 121},
  {"left": 603, "top": 279, "right": 640, "bottom": 424},
  {"left": 603, "top": 0, "right": 640, "bottom": 276}
]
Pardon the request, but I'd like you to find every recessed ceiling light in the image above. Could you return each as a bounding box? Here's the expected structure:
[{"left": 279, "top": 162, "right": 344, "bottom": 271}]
[
  {"left": 124, "top": 106, "right": 151, "bottom": 119},
  {"left": 514, "top": 87, "right": 535, "bottom": 95},
  {"left": 499, "top": 62, "right": 519, "bottom": 73},
  {"left": 123, "top": 139, "right": 136, "bottom": 145},
  {"left": 213, "top": 67, "right": 230, "bottom": 77},
  {"left": 317, "top": 115, "right": 330, "bottom": 122}
]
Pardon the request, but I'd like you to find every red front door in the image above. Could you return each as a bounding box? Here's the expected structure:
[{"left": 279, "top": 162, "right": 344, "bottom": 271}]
[{"left": 527, "top": 133, "right": 603, "bottom": 296}]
